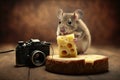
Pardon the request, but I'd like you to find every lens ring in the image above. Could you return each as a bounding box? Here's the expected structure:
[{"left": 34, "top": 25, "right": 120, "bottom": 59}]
[{"left": 31, "top": 50, "right": 46, "bottom": 66}]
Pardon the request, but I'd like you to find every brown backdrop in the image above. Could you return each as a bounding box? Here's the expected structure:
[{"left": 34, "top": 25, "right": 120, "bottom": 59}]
[{"left": 0, "top": 0, "right": 120, "bottom": 46}]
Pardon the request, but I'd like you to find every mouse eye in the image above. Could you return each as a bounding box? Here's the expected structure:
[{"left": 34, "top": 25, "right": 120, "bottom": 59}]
[
  {"left": 59, "top": 21, "right": 61, "bottom": 24},
  {"left": 68, "top": 21, "right": 72, "bottom": 25},
  {"left": 67, "top": 19, "right": 72, "bottom": 25}
]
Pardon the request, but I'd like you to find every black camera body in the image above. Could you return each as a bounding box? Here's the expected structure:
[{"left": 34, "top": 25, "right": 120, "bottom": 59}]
[{"left": 16, "top": 39, "right": 51, "bottom": 67}]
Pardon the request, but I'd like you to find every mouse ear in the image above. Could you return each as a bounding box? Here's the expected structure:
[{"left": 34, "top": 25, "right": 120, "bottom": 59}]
[
  {"left": 74, "top": 9, "right": 83, "bottom": 19},
  {"left": 57, "top": 9, "right": 63, "bottom": 19}
]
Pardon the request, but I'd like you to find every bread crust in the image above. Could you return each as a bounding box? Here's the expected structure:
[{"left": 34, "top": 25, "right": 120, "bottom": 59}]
[{"left": 45, "top": 55, "right": 108, "bottom": 74}]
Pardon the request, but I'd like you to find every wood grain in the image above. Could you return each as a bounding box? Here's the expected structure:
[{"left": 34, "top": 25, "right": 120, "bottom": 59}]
[{"left": 0, "top": 44, "right": 120, "bottom": 80}]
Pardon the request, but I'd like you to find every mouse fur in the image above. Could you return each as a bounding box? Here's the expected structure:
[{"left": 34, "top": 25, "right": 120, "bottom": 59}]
[{"left": 56, "top": 9, "right": 91, "bottom": 54}]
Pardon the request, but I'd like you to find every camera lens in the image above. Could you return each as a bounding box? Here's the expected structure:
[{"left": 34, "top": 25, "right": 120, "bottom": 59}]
[{"left": 31, "top": 50, "right": 46, "bottom": 66}]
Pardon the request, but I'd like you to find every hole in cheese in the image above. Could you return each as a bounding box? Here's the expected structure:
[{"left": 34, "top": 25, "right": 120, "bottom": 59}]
[
  {"left": 71, "top": 49, "right": 74, "bottom": 52},
  {"left": 60, "top": 45, "right": 63, "bottom": 48},
  {"left": 67, "top": 43, "right": 72, "bottom": 48},
  {"left": 62, "top": 50, "right": 67, "bottom": 55}
]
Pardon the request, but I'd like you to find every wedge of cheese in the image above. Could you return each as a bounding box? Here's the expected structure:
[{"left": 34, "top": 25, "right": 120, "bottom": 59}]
[{"left": 57, "top": 34, "right": 77, "bottom": 57}]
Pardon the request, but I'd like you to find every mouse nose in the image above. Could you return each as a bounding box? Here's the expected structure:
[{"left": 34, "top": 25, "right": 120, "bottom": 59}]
[{"left": 60, "top": 27, "right": 65, "bottom": 32}]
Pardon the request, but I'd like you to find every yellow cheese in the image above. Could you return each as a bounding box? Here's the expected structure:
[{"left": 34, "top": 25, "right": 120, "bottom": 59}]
[{"left": 57, "top": 34, "right": 77, "bottom": 57}]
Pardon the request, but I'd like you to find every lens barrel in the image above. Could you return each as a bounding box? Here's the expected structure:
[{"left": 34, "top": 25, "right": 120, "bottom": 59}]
[{"left": 31, "top": 50, "right": 46, "bottom": 66}]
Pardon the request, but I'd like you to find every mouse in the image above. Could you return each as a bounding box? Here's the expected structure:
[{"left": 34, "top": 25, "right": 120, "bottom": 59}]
[{"left": 56, "top": 9, "right": 91, "bottom": 54}]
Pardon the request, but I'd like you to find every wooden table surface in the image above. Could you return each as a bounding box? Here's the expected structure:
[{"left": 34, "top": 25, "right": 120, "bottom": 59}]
[{"left": 0, "top": 44, "right": 120, "bottom": 80}]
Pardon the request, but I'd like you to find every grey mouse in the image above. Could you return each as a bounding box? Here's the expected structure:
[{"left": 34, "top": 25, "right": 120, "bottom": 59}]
[{"left": 56, "top": 9, "right": 91, "bottom": 54}]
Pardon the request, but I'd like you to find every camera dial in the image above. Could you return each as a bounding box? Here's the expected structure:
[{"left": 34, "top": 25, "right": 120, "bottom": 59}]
[
  {"left": 31, "top": 50, "right": 46, "bottom": 66},
  {"left": 18, "top": 41, "right": 24, "bottom": 46}
]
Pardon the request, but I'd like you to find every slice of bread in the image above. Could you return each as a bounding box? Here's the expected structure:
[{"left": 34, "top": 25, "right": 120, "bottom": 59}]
[
  {"left": 57, "top": 34, "right": 77, "bottom": 57},
  {"left": 45, "top": 54, "right": 108, "bottom": 74}
]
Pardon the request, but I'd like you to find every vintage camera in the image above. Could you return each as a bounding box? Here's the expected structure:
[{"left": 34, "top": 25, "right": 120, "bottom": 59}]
[{"left": 16, "top": 39, "right": 51, "bottom": 67}]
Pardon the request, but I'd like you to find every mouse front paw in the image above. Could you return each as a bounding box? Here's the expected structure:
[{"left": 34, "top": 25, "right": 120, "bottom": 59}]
[{"left": 73, "top": 38, "right": 78, "bottom": 44}]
